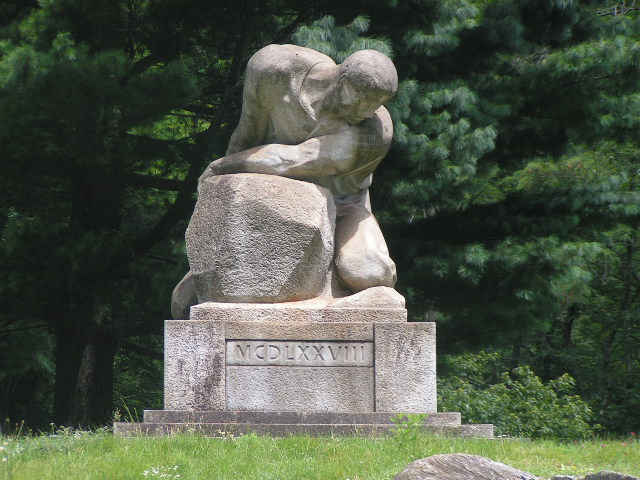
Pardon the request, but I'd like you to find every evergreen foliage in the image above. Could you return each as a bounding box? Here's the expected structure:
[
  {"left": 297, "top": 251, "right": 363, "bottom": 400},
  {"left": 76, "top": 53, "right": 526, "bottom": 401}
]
[{"left": 0, "top": 0, "right": 373, "bottom": 427}]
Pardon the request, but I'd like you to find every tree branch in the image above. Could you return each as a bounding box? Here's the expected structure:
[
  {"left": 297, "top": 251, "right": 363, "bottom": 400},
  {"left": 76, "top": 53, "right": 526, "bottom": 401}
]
[
  {"left": 596, "top": 1, "right": 640, "bottom": 16},
  {"left": 0, "top": 323, "right": 48, "bottom": 334},
  {"left": 129, "top": 30, "right": 250, "bottom": 261},
  {"left": 125, "top": 173, "right": 184, "bottom": 191},
  {"left": 119, "top": 340, "right": 163, "bottom": 361}
]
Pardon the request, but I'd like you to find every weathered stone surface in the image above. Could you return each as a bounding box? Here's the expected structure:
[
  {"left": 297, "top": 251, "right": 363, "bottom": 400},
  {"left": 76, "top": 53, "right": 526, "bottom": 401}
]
[
  {"left": 551, "top": 472, "right": 639, "bottom": 480},
  {"left": 226, "top": 366, "right": 374, "bottom": 411},
  {"left": 190, "top": 301, "right": 407, "bottom": 323},
  {"left": 161, "top": 317, "right": 436, "bottom": 415},
  {"left": 225, "top": 321, "right": 374, "bottom": 341},
  {"left": 375, "top": 322, "right": 437, "bottom": 412},
  {"left": 333, "top": 204, "right": 397, "bottom": 291},
  {"left": 141, "top": 410, "right": 462, "bottom": 425},
  {"left": 114, "top": 420, "right": 494, "bottom": 438},
  {"left": 394, "top": 454, "right": 541, "bottom": 480},
  {"left": 328, "top": 286, "right": 405, "bottom": 308},
  {"left": 199, "top": 45, "right": 400, "bottom": 295},
  {"left": 164, "top": 321, "right": 225, "bottom": 410},
  {"left": 186, "top": 173, "right": 335, "bottom": 303},
  {"left": 171, "top": 271, "right": 197, "bottom": 320},
  {"left": 115, "top": 411, "right": 494, "bottom": 438}
]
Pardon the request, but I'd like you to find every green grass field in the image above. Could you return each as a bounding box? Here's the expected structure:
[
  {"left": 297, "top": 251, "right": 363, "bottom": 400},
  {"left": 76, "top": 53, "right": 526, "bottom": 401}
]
[{"left": 2, "top": 430, "right": 639, "bottom": 480}]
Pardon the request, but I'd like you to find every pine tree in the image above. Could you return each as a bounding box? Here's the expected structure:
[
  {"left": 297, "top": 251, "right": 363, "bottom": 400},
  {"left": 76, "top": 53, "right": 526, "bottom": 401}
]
[
  {"left": 0, "top": 0, "right": 375, "bottom": 427},
  {"left": 364, "top": 0, "right": 640, "bottom": 351}
]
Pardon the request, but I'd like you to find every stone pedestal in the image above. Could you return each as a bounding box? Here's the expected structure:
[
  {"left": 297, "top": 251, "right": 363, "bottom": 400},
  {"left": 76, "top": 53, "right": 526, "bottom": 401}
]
[{"left": 115, "top": 303, "right": 493, "bottom": 437}]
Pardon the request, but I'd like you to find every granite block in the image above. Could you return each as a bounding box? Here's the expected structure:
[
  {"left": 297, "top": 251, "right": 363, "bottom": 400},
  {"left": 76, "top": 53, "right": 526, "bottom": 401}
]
[
  {"left": 164, "top": 320, "right": 225, "bottom": 410},
  {"left": 226, "top": 366, "right": 374, "bottom": 411},
  {"left": 225, "top": 321, "right": 373, "bottom": 340},
  {"left": 375, "top": 322, "right": 437, "bottom": 412},
  {"left": 190, "top": 302, "right": 407, "bottom": 323}
]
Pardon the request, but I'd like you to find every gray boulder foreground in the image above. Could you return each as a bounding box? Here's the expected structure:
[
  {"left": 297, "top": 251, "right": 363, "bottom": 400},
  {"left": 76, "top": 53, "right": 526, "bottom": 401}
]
[
  {"left": 185, "top": 173, "right": 335, "bottom": 304},
  {"left": 394, "top": 454, "right": 639, "bottom": 480},
  {"left": 552, "top": 472, "right": 640, "bottom": 480},
  {"left": 394, "top": 453, "right": 541, "bottom": 480},
  {"left": 583, "top": 472, "right": 639, "bottom": 480}
]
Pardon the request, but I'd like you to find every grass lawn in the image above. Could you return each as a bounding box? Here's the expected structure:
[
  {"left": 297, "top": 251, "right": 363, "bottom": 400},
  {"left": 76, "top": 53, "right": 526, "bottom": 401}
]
[{"left": 1, "top": 429, "right": 639, "bottom": 480}]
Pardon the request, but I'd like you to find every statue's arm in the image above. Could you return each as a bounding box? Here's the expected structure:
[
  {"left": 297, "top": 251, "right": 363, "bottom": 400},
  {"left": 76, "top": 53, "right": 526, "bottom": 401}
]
[
  {"left": 225, "top": 50, "right": 272, "bottom": 155},
  {"left": 199, "top": 108, "right": 393, "bottom": 184},
  {"left": 200, "top": 130, "right": 360, "bottom": 182},
  {"left": 225, "top": 96, "right": 269, "bottom": 156}
]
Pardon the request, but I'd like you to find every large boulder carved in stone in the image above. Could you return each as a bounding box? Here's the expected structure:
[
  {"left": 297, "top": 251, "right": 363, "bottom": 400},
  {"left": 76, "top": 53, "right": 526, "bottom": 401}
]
[
  {"left": 394, "top": 453, "right": 541, "bottom": 480},
  {"left": 186, "top": 173, "right": 335, "bottom": 303}
]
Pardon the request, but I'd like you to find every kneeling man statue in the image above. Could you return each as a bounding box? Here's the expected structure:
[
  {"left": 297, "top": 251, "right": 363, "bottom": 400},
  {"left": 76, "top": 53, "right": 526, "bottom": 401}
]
[{"left": 173, "top": 44, "right": 400, "bottom": 317}]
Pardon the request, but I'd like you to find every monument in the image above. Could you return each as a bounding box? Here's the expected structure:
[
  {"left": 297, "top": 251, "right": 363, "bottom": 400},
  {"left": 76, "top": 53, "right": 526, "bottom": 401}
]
[{"left": 114, "top": 44, "right": 493, "bottom": 437}]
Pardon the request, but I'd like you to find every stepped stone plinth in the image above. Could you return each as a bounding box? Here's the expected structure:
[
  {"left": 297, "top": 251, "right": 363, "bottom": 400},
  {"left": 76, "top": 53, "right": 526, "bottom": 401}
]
[
  {"left": 115, "top": 45, "right": 494, "bottom": 438},
  {"left": 114, "top": 302, "right": 493, "bottom": 438}
]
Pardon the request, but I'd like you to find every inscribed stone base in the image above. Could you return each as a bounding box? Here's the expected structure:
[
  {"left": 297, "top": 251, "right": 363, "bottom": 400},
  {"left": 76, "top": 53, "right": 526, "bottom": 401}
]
[
  {"left": 115, "top": 302, "right": 493, "bottom": 437},
  {"left": 163, "top": 303, "right": 435, "bottom": 413}
]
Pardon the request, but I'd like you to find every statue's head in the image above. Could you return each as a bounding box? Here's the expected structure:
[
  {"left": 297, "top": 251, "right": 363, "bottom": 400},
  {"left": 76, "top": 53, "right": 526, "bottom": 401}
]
[{"left": 337, "top": 50, "right": 398, "bottom": 124}]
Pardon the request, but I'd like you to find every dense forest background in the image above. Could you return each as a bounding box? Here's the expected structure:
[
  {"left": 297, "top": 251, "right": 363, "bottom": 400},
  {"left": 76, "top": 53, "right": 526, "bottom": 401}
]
[{"left": 1, "top": 0, "right": 639, "bottom": 437}]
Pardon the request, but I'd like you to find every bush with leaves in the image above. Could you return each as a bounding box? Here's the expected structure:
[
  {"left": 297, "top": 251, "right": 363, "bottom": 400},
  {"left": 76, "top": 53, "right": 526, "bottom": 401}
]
[{"left": 439, "top": 352, "right": 595, "bottom": 439}]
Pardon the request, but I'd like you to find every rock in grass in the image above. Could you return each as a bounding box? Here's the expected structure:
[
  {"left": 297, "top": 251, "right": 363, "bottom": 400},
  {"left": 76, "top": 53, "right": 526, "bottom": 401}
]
[
  {"left": 583, "top": 472, "right": 639, "bottom": 480},
  {"left": 551, "top": 471, "right": 639, "bottom": 480},
  {"left": 394, "top": 453, "right": 541, "bottom": 480}
]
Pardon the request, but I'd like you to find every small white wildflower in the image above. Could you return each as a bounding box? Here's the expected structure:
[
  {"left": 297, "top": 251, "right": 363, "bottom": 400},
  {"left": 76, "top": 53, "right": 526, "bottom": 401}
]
[
  {"left": 142, "top": 466, "right": 181, "bottom": 479},
  {"left": 0, "top": 446, "right": 5, "bottom": 451},
  {"left": 2, "top": 457, "right": 7, "bottom": 462}
]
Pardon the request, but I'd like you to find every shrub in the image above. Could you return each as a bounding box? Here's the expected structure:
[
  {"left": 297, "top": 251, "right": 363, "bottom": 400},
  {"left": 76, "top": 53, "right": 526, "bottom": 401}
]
[{"left": 438, "top": 352, "right": 596, "bottom": 439}]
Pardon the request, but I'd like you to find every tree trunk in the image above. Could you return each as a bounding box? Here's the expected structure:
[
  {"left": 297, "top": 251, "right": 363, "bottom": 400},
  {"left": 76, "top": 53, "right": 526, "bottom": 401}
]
[
  {"left": 53, "top": 318, "right": 117, "bottom": 427},
  {"left": 561, "top": 304, "right": 579, "bottom": 349},
  {"left": 601, "top": 231, "right": 636, "bottom": 411},
  {"left": 509, "top": 339, "right": 521, "bottom": 374}
]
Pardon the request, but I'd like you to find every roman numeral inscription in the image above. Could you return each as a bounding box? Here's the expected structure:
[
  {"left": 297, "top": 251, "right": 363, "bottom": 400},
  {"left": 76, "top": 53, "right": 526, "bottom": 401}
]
[{"left": 226, "top": 341, "right": 373, "bottom": 367}]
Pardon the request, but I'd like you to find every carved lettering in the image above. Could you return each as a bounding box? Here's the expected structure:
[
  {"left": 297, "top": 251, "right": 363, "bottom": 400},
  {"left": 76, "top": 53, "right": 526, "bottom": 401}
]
[
  {"left": 285, "top": 345, "right": 295, "bottom": 360},
  {"left": 297, "top": 345, "right": 312, "bottom": 361},
  {"left": 312, "top": 345, "right": 326, "bottom": 360},
  {"left": 226, "top": 340, "right": 373, "bottom": 367},
  {"left": 235, "top": 344, "right": 251, "bottom": 359},
  {"left": 328, "top": 345, "right": 339, "bottom": 361},
  {"left": 269, "top": 344, "right": 280, "bottom": 360}
]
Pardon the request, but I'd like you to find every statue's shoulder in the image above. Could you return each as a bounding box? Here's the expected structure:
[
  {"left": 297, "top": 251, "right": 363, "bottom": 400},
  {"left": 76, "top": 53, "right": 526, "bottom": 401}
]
[
  {"left": 360, "top": 106, "right": 393, "bottom": 146},
  {"left": 247, "top": 44, "right": 336, "bottom": 76}
]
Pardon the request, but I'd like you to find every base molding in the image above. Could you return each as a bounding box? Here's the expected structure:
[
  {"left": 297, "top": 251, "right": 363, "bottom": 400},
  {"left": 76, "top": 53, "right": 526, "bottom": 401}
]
[{"left": 114, "top": 410, "right": 493, "bottom": 438}]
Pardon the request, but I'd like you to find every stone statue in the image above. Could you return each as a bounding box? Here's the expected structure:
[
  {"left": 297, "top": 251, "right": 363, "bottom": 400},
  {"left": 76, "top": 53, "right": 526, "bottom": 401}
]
[
  {"left": 172, "top": 44, "right": 400, "bottom": 317},
  {"left": 112, "top": 46, "right": 482, "bottom": 433}
]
